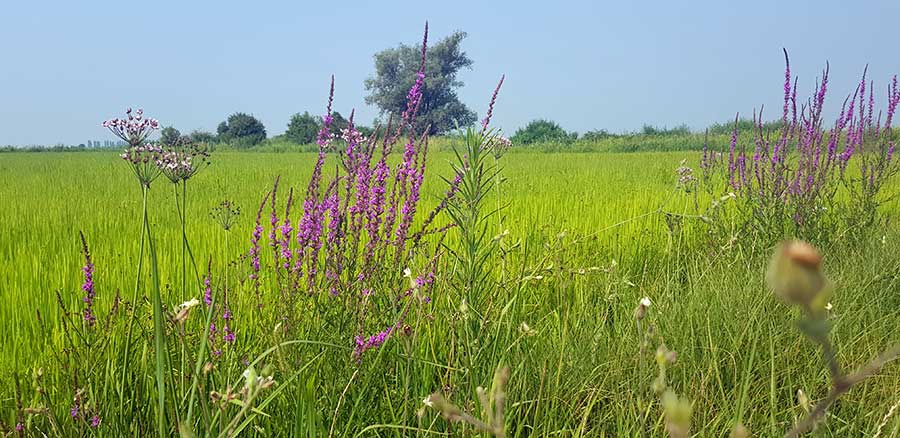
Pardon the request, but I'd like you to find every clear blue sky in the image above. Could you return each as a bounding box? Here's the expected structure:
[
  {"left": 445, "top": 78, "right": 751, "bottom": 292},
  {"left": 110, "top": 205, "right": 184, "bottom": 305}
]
[{"left": 1, "top": 0, "right": 898, "bottom": 146}]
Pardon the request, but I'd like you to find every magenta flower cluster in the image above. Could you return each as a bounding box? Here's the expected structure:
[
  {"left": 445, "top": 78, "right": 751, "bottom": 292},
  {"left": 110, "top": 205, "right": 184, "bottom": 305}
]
[
  {"left": 79, "top": 233, "right": 96, "bottom": 327},
  {"left": 102, "top": 107, "right": 159, "bottom": 146},
  {"left": 240, "top": 24, "right": 505, "bottom": 362},
  {"left": 703, "top": 50, "right": 900, "bottom": 232},
  {"left": 243, "top": 24, "right": 497, "bottom": 362}
]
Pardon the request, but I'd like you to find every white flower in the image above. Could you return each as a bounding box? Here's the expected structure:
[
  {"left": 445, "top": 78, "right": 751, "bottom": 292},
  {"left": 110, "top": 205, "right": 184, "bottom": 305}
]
[
  {"left": 640, "top": 297, "right": 652, "bottom": 308},
  {"left": 179, "top": 298, "right": 200, "bottom": 309},
  {"left": 824, "top": 302, "right": 833, "bottom": 311},
  {"left": 423, "top": 396, "right": 433, "bottom": 407},
  {"left": 403, "top": 267, "right": 412, "bottom": 278}
]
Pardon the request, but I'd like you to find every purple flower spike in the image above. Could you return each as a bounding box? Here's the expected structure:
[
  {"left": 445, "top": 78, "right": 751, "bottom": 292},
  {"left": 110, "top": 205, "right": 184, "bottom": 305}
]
[
  {"left": 203, "top": 259, "right": 213, "bottom": 306},
  {"left": 79, "top": 232, "right": 96, "bottom": 327}
]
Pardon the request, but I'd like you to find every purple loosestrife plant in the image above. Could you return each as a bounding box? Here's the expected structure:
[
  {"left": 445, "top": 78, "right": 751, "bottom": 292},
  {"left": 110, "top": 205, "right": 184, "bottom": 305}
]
[
  {"left": 249, "top": 192, "right": 271, "bottom": 308},
  {"left": 203, "top": 259, "right": 213, "bottom": 307},
  {"left": 701, "top": 51, "right": 900, "bottom": 244},
  {"left": 243, "top": 24, "right": 505, "bottom": 361},
  {"left": 79, "top": 232, "right": 96, "bottom": 327}
]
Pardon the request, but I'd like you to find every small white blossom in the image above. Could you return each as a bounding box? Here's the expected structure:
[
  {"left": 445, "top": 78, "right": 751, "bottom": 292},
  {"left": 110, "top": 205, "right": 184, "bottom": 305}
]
[{"left": 179, "top": 298, "right": 200, "bottom": 309}]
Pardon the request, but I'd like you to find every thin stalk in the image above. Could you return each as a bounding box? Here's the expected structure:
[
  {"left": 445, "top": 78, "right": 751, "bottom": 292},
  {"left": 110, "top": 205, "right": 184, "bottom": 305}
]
[
  {"left": 146, "top": 203, "right": 169, "bottom": 438},
  {"left": 120, "top": 184, "right": 148, "bottom": 415},
  {"left": 183, "top": 182, "right": 187, "bottom": 299}
]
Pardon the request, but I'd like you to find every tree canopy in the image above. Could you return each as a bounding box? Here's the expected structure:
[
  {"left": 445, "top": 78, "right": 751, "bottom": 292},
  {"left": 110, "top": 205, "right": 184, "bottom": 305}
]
[
  {"left": 217, "top": 113, "right": 266, "bottom": 147},
  {"left": 365, "top": 31, "right": 477, "bottom": 135}
]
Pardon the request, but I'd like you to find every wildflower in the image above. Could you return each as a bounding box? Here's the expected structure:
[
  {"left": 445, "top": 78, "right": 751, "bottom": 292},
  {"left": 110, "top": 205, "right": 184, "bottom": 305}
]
[
  {"left": 766, "top": 240, "right": 827, "bottom": 309},
  {"left": 174, "top": 298, "right": 200, "bottom": 323},
  {"left": 90, "top": 415, "right": 100, "bottom": 428},
  {"left": 203, "top": 260, "right": 213, "bottom": 306},
  {"left": 158, "top": 142, "right": 209, "bottom": 184},
  {"left": 354, "top": 326, "right": 393, "bottom": 360},
  {"left": 423, "top": 396, "right": 433, "bottom": 407},
  {"left": 15, "top": 423, "right": 23, "bottom": 432},
  {"left": 481, "top": 75, "right": 505, "bottom": 131},
  {"left": 249, "top": 192, "right": 270, "bottom": 305},
  {"left": 824, "top": 302, "right": 833, "bottom": 311},
  {"left": 79, "top": 232, "right": 96, "bottom": 327},
  {"left": 210, "top": 199, "right": 241, "bottom": 231},
  {"left": 222, "top": 307, "right": 235, "bottom": 344},
  {"left": 180, "top": 298, "right": 200, "bottom": 309},
  {"left": 634, "top": 297, "right": 651, "bottom": 321},
  {"left": 102, "top": 108, "right": 159, "bottom": 145}
]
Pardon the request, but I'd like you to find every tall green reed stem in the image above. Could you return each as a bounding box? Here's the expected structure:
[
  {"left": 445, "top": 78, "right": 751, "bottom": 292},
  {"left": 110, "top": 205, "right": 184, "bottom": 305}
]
[
  {"left": 120, "top": 184, "right": 147, "bottom": 416},
  {"left": 145, "top": 193, "right": 169, "bottom": 437}
]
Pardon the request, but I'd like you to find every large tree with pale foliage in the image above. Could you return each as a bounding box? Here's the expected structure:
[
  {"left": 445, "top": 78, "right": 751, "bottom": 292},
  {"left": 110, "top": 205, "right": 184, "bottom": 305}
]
[{"left": 365, "top": 30, "right": 476, "bottom": 135}]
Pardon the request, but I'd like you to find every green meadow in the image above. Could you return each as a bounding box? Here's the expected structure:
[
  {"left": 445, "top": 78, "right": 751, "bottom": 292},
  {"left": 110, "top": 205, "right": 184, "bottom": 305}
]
[{"left": 1, "top": 150, "right": 899, "bottom": 436}]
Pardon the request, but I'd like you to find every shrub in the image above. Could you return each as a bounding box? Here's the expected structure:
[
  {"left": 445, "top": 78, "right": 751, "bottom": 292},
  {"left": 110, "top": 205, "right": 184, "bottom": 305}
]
[
  {"left": 188, "top": 130, "right": 216, "bottom": 144},
  {"left": 159, "top": 126, "right": 181, "bottom": 146},
  {"left": 217, "top": 112, "right": 266, "bottom": 147},
  {"left": 510, "top": 119, "right": 577, "bottom": 145},
  {"left": 284, "top": 111, "right": 319, "bottom": 144},
  {"left": 640, "top": 124, "right": 691, "bottom": 136}
]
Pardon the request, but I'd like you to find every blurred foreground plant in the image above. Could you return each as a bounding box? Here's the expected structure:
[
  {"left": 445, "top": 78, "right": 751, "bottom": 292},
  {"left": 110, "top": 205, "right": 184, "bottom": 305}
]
[{"left": 767, "top": 241, "right": 900, "bottom": 437}]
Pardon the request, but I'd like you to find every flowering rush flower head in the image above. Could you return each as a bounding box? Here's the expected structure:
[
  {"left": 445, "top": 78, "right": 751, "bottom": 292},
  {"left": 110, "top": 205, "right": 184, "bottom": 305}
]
[
  {"left": 79, "top": 232, "right": 96, "bottom": 327},
  {"left": 119, "top": 143, "right": 164, "bottom": 187},
  {"left": 158, "top": 142, "right": 210, "bottom": 184},
  {"left": 102, "top": 108, "right": 159, "bottom": 146},
  {"left": 210, "top": 198, "right": 241, "bottom": 231}
]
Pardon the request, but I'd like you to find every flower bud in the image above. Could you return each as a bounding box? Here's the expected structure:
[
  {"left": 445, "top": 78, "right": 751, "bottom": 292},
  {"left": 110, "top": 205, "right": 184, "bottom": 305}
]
[
  {"left": 634, "top": 297, "right": 651, "bottom": 321},
  {"left": 661, "top": 390, "right": 692, "bottom": 438},
  {"left": 766, "top": 241, "right": 826, "bottom": 308}
]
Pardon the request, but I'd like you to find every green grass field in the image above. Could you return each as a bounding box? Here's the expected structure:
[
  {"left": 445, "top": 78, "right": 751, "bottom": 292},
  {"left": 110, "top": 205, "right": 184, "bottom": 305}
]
[{"left": 1, "top": 150, "right": 899, "bottom": 436}]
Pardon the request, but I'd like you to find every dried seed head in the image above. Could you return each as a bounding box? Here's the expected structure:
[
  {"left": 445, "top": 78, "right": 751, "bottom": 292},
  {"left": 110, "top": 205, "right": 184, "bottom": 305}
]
[{"left": 767, "top": 241, "right": 827, "bottom": 308}]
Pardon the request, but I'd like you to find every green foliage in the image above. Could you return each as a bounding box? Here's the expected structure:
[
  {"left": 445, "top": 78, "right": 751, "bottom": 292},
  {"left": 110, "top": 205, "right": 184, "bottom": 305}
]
[
  {"left": 328, "top": 111, "right": 350, "bottom": 137},
  {"left": 581, "top": 129, "right": 616, "bottom": 141},
  {"left": 159, "top": 126, "right": 182, "bottom": 146},
  {"left": 510, "top": 119, "right": 577, "bottom": 145},
  {"left": 707, "top": 118, "right": 784, "bottom": 135},
  {"left": 365, "top": 31, "right": 477, "bottom": 134},
  {"left": 188, "top": 130, "right": 216, "bottom": 144},
  {"left": 217, "top": 113, "right": 266, "bottom": 147},
  {"left": 285, "top": 112, "right": 320, "bottom": 144},
  {"left": 641, "top": 123, "right": 691, "bottom": 136}
]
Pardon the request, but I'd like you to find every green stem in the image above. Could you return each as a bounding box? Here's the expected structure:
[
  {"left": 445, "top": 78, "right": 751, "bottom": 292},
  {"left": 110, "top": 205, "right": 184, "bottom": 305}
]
[
  {"left": 145, "top": 199, "right": 169, "bottom": 438},
  {"left": 120, "top": 184, "right": 148, "bottom": 417}
]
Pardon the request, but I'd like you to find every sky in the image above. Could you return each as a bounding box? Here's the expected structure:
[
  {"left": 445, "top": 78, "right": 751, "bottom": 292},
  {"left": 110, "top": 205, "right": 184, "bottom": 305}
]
[{"left": 0, "top": 0, "right": 898, "bottom": 146}]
